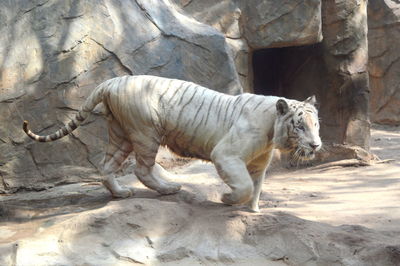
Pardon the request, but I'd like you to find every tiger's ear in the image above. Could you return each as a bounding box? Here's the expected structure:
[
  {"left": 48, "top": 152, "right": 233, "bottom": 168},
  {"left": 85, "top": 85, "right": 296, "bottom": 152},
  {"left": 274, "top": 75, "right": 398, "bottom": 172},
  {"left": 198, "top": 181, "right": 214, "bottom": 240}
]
[
  {"left": 276, "top": 99, "right": 289, "bottom": 116},
  {"left": 305, "top": 95, "right": 317, "bottom": 106}
]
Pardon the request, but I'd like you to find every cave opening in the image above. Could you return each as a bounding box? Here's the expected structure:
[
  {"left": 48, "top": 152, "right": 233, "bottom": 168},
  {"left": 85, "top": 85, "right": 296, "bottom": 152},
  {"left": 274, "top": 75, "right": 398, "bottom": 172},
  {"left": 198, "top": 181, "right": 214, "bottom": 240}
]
[
  {"left": 251, "top": 43, "right": 347, "bottom": 144},
  {"left": 251, "top": 44, "right": 323, "bottom": 101}
]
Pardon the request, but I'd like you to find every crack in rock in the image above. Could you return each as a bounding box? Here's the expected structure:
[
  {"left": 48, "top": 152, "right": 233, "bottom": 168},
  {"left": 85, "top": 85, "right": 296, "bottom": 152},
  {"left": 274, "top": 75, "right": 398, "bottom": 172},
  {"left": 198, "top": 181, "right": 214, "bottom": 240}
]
[
  {"left": 0, "top": 172, "right": 9, "bottom": 191},
  {"left": 62, "top": 13, "right": 85, "bottom": 20},
  {"left": 50, "top": 70, "right": 86, "bottom": 91},
  {"left": 21, "top": 0, "right": 50, "bottom": 15},
  {"left": 0, "top": 90, "right": 26, "bottom": 103},
  {"left": 56, "top": 106, "right": 79, "bottom": 112},
  {"left": 25, "top": 146, "right": 45, "bottom": 180},
  {"left": 130, "top": 34, "right": 162, "bottom": 56},
  {"left": 111, "top": 250, "right": 145, "bottom": 264},
  {"left": 58, "top": 34, "right": 89, "bottom": 54},
  {"left": 89, "top": 38, "right": 133, "bottom": 75},
  {"left": 146, "top": 46, "right": 177, "bottom": 73},
  {"left": 134, "top": 0, "right": 212, "bottom": 53},
  {"left": 70, "top": 132, "right": 99, "bottom": 170},
  {"left": 370, "top": 56, "right": 400, "bottom": 79}
]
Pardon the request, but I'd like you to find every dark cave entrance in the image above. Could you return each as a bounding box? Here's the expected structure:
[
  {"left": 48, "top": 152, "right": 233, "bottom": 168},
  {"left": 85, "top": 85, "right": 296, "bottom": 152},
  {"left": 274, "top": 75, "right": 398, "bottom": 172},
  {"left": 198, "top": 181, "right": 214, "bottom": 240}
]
[{"left": 251, "top": 44, "right": 324, "bottom": 101}]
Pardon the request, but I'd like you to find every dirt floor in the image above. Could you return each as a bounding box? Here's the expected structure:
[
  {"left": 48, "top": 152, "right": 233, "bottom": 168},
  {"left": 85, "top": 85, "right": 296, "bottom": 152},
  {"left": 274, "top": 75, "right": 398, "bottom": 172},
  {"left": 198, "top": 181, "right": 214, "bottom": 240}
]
[
  {"left": 263, "top": 124, "right": 400, "bottom": 232},
  {"left": 1, "top": 125, "right": 400, "bottom": 265}
]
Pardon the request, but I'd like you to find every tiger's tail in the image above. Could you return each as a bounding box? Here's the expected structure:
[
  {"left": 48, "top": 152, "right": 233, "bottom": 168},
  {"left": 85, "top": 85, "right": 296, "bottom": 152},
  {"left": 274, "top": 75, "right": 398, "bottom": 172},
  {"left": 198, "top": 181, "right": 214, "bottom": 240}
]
[{"left": 23, "top": 82, "right": 108, "bottom": 142}]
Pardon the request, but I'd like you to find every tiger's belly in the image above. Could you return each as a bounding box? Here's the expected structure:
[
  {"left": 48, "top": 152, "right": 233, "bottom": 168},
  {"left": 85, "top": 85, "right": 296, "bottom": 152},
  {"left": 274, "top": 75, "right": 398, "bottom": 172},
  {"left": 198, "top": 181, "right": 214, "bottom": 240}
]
[{"left": 162, "top": 127, "right": 219, "bottom": 161}]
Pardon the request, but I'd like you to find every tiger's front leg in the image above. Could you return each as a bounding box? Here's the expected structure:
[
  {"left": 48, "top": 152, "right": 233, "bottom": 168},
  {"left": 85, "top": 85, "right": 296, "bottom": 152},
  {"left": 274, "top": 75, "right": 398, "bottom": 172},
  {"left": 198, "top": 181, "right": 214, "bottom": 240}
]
[
  {"left": 247, "top": 151, "right": 273, "bottom": 212},
  {"left": 210, "top": 119, "right": 267, "bottom": 208},
  {"left": 211, "top": 148, "right": 254, "bottom": 205}
]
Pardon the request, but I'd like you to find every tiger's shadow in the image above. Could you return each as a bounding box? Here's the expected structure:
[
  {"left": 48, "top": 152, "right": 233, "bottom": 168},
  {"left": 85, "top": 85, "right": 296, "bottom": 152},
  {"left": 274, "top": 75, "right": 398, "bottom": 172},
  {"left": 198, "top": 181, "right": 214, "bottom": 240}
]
[{"left": 0, "top": 177, "right": 226, "bottom": 223}]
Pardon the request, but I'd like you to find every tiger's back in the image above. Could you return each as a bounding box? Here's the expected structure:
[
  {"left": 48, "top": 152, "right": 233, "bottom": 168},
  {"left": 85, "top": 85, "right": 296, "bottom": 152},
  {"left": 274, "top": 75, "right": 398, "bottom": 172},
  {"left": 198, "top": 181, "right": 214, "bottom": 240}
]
[{"left": 102, "top": 75, "right": 273, "bottom": 160}]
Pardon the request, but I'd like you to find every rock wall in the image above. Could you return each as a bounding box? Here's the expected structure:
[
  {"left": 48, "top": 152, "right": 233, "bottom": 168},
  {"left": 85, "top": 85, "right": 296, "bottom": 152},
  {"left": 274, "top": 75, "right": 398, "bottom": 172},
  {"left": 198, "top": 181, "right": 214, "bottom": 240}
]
[
  {"left": 368, "top": 0, "right": 400, "bottom": 125},
  {"left": 319, "top": 0, "right": 370, "bottom": 149},
  {"left": 172, "top": 0, "right": 323, "bottom": 92},
  {"left": 0, "top": 0, "right": 241, "bottom": 193}
]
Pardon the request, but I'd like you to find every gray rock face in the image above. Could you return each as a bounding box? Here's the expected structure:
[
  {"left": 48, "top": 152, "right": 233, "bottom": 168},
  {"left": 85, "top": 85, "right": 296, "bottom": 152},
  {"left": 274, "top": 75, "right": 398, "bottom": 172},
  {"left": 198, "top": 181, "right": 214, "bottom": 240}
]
[
  {"left": 0, "top": 0, "right": 241, "bottom": 193},
  {"left": 319, "top": 0, "right": 370, "bottom": 149},
  {"left": 172, "top": 0, "right": 323, "bottom": 92},
  {"left": 240, "top": 0, "right": 322, "bottom": 49},
  {"left": 368, "top": 0, "right": 400, "bottom": 125}
]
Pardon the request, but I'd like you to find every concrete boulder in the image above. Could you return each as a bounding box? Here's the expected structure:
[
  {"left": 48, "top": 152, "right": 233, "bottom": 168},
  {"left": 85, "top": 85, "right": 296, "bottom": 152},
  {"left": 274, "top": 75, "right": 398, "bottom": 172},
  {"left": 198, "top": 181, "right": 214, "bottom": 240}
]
[{"left": 368, "top": 0, "right": 400, "bottom": 125}]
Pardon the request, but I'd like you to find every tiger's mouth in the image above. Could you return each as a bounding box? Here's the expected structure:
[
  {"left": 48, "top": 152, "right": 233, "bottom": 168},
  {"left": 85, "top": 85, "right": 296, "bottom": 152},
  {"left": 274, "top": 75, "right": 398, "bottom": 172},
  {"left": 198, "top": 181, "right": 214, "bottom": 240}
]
[
  {"left": 291, "top": 146, "right": 316, "bottom": 161},
  {"left": 298, "top": 149, "right": 315, "bottom": 160}
]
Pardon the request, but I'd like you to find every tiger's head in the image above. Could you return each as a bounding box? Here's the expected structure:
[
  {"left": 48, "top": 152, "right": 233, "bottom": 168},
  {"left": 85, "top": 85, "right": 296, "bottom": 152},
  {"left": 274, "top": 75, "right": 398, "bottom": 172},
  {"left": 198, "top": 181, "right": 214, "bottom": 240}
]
[{"left": 273, "top": 95, "right": 322, "bottom": 161}]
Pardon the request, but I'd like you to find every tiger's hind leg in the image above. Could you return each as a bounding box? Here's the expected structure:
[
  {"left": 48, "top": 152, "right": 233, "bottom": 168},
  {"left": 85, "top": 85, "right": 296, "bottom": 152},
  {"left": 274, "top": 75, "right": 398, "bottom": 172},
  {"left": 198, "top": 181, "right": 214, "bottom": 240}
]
[
  {"left": 102, "top": 118, "right": 134, "bottom": 198},
  {"left": 131, "top": 133, "right": 181, "bottom": 195}
]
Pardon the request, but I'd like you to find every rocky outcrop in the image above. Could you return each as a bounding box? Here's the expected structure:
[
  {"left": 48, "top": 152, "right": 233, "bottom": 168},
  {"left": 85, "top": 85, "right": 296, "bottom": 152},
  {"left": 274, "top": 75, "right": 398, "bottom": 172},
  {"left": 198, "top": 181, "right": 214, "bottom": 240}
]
[
  {"left": 319, "top": 0, "right": 370, "bottom": 149},
  {"left": 0, "top": 0, "right": 241, "bottom": 193},
  {"left": 172, "top": 0, "right": 323, "bottom": 92},
  {"left": 368, "top": 0, "right": 400, "bottom": 125},
  {"left": 240, "top": 0, "right": 322, "bottom": 49}
]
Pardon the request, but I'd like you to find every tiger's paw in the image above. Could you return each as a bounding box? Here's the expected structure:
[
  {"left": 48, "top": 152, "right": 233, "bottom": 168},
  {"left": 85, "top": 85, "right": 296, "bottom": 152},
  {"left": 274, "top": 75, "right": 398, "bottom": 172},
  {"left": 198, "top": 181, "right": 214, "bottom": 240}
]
[
  {"left": 222, "top": 191, "right": 252, "bottom": 206},
  {"left": 248, "top": 204, "right": 260, "bottom": 213},
  {"left": 111, "top": 187, "right": 135, "bottom": 198},
  {"left": 221, "top": 193, "right": 236, "bottom": 205},
  {"left": 157, "top": 183, "right": 182, "bottom": 195}
]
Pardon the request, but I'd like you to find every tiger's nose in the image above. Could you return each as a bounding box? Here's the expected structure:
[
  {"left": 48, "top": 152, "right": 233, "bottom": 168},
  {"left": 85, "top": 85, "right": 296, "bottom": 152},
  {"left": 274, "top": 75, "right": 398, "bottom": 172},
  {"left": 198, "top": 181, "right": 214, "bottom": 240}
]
[{"left": 309, "top": 143, "right": 320, "bottom": 150}]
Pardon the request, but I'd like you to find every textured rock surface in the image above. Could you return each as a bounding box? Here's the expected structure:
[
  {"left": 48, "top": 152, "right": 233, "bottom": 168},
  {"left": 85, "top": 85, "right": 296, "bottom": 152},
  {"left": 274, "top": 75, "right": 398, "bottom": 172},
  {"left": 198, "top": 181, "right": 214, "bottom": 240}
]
[
  {"left": 172, "top": 0, "right": 323, "bottom": 92},
  {"left": 0, "top": 0, "right": 241, "bottom": 193},
  {"left": 172, "top": 0, "right": 323, "bottom": 47},
  {"left": 368, "top": 0, "right": 400, "bottom": 125},
  {"left": 319, "top": 0, "right": 370, "bottom": 149},
  {"left": 240, "top": 0, "right": 322, "bottom": 49}
]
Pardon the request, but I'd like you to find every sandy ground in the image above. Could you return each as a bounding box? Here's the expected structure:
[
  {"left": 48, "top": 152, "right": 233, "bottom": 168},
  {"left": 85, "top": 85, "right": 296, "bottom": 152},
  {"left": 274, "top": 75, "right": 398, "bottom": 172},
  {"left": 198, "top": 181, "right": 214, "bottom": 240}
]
[
  {"left": 263, "top": 124, "right": 400, "bottom": 232},
  {"left": 0, "top": 125, "right": 400, "bottom": 265}
]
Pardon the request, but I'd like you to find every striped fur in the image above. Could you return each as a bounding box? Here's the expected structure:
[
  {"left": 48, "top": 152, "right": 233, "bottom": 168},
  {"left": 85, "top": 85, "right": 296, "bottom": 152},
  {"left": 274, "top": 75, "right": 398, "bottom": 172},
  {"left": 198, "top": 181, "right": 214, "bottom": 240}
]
[
  {"left": 22, "top": 75, "right": 321, "bottom": 212},
  {"left": 23, "top": 111, "right": 86, "bottom": 142},
  {"left": 23, "top": 80, "right": 106, "bottom": 142}
]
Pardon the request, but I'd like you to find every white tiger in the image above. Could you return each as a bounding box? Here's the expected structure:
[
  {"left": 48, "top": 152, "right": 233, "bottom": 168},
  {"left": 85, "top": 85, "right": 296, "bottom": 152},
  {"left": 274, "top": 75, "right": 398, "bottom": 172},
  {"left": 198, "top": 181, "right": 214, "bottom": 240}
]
[{"left": 23, "top": 75, "right": 321, "bottom": 212}]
